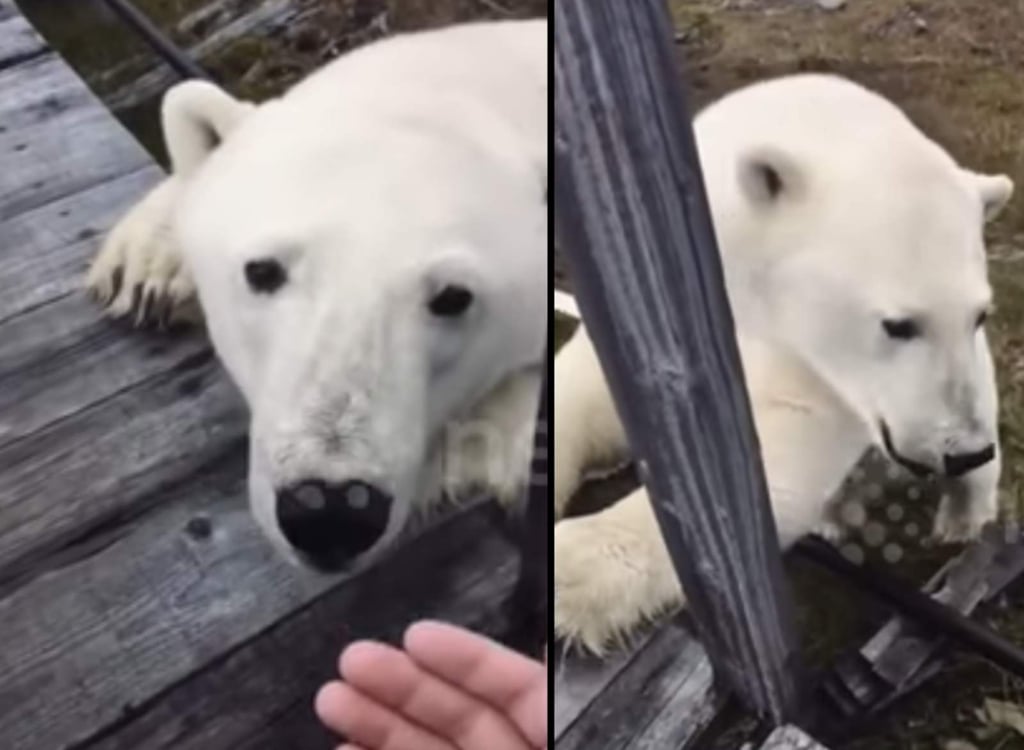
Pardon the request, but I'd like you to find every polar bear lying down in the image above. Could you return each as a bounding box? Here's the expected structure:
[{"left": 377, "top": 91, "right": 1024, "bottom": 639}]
[
  {"left": 86, "top": 21, "right": 548, "bottom": 572},
  {"left": 554, "top": 74, "right": 1014, "bottom": 655}
]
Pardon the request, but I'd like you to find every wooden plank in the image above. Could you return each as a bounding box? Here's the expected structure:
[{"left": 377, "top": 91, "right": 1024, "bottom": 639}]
[
  {"left": 820, "top": 524, "right": 1024, "bottom": 719},
  {"left": 554, "top": 630, "right": 656, "bottom": 738},
  {"left": 0, "top": 348, "right": 247, "bottom": 583},
  {"left": 759, "top": 725, "right": 831, "bottom": 750},
  {"left": 0, "top": 1, "right": 18, "bottom": 24},
  {"left": 556, "top": 619, "right": 721, "bottom": 750},
  {"left": 94, "top": 515, "right": 520, "bottom": 750},
  {"left": 0, "top": 48, "right": 102, "bottom": 132},
  {"left": 553, "top": 0, "right": 805, "bottom": 722},
  {"left": 26, "top": 503, "right": 516, "bottom": 750},
  {"left": 0, "top": 288, "right": 206, "bottom": 449},
  {"left": 0, "top": 9, "right": 47, "bottom": 69},
  {"left": 0, "top": 56, "right": 153, "bottom": 221},
  {"left": 0, "top": 7, "right": 153, "bottom": 225},
  {"left": 0, "top": 164, "right": 161, "bottom": 321},
  {"left": 223, "top": 559, "right": 531, "bottom": 750},
  {"left": 0, "top": 0, "right": 240, "bottom": 590},
  {"left": 0, "top": 8, "right": 159, "bottom": 319},
  {"left": 0, "top": 431, "right": 506, "bottom": 749}
]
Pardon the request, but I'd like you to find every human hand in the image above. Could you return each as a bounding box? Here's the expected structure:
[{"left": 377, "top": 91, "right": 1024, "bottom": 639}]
[{"left": 315, "top": 620, "right": 547, "bottom": 750}]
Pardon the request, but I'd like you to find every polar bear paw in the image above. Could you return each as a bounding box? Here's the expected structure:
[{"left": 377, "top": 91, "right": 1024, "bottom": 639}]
[
  {"left": 85, "top": 178, "right": 200, "bottom": 329},
  {"left": 554, "top": 504, "right": 682, "bottom": 656}
]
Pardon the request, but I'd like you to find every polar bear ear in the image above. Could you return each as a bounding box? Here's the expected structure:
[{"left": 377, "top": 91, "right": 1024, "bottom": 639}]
[
  {"left": 968, "top": 171, "right": 1014, "bottom": 222},
  {"left": 161, "top": 80, "right": 255, "bottom": 179},
  {"left": 737, "top": 146, "right": 805, "bottom": 207}
]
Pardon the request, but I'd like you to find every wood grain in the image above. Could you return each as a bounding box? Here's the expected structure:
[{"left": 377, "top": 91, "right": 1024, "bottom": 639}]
[
  {"left": 554, "top": 0, "right": 805, "bottom": 724},
  {"left": 0, "top": 57, "right": 153, "bottom": 220},
  {"left": 0, "top": 11, "right": 46, "bottom": 70},
  {"left": 78, "top": 506, "right": 521, "bottom": 750},
  {"left": 0, "top": 348, "right": 247, "bottom": 585},
  {"left": 554, "top": 629, "right": 656, "bottom": 739},
  {"left": 0, "top": 441, "right": 510, "bottom": 750},
  {"left": 0, "top": 1, "right": 18, "bottom": 25},
  {"left": 0, "top": 8, "right": 152, "bottom": 223},
  {"left": 556, "top": 619, "right": 720, "bottom": 750},
  {"left": 0, "top": 294, "right": 209, "bottom": 449},
  {"left": 0, "top": 166, "right": 162, "bottom": 321}
]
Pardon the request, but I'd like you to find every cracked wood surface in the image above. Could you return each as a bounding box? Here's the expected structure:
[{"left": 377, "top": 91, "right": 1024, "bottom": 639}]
[
  {"left": 0, "top": 3, "right": 525, "bottom": 748},
  {"left": 554, "top": 618, "right": 721, "bottom": 750}
]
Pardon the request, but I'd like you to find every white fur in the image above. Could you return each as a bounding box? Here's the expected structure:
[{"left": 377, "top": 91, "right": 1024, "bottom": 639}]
[
  {"left": 86, "top": 21, "right": 548, "bottom": 566},
  {"left": 554, "top": 74, "right": 1013, "bottom": 654}
]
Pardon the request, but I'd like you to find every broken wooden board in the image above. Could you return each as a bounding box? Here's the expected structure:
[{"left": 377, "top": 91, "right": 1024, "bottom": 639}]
[
  {"left": 818, "top": 523, "right": 1024, "bottom": 722},
  {"left": 554, "top": 617, "right": 722, "bottom": 749}
]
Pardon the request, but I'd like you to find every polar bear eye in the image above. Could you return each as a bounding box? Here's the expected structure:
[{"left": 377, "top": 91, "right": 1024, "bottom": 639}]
[
  {"left": 429, "top": 285, "right": 474, "bottom": 317},
  {"left": 244, "top": 259, "right": 287, "bottom": 294},
  {"left": 976, "top": 310, "right": 989, "bottom": 329},
  {"left": 882, "top": 318, "right": 920, "bottom": 341}
]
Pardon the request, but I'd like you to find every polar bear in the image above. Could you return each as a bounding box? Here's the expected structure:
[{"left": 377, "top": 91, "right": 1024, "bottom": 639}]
[
  {"left": 85, "top": 20, "right": 548, "bottom": 572},
  {"left": 554, "top": 73, "right": 1014, "bottom": 654}
]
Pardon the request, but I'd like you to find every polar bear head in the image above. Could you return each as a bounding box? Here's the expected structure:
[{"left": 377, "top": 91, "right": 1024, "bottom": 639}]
[
  {"left": 697, "top": 74, "right": 1013, "bottom": 480},
  {"left": 163, "top": 22, "right": 546, "bottom": 571}
]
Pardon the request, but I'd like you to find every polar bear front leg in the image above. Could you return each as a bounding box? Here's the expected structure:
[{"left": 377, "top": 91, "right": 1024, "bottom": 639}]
[
  {"left": 553, "top": 478, "right": 839, "bottom": 654},
  {"left": 554, "top": 339, "right": 870, "bottom": 655},
  {"left": 553, "top": 324, "right": 630, "bottom": 519},
  {"left": 554, "top": 486, "right": 681, "bottom": 655},
  {"left": 86, "top": 176, "right": 200, "bottom": 328}
]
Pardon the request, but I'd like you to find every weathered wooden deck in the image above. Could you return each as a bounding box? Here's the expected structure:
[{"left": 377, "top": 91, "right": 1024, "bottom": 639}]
[
  {"left": 0, "top": 3, "right": 531, "bottom": 748},
  {"left": 553, "top": 619, "right": 828, "bottom": 749},
  {"left": 550, "top": 473, "right": 829, "bottom": 750}
]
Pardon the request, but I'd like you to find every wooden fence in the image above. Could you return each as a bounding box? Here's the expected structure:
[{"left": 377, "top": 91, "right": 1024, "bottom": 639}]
[{"left": 553, "top": 0, "right": 806, "bottom": 724}]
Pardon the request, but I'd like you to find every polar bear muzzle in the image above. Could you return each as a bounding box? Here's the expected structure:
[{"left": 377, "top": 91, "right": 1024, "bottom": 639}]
[
  {"left": 880, "top": 420, "right": 995, "bottom": 479},
  {"left": 274, "top": 479, "right": 393, "bottom": 571}
]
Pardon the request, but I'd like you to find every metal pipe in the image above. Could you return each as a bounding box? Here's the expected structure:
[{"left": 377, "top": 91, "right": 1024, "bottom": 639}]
[
  {"left": 794, "top": 536, "right": 1024, "bottom": 680},
  {"left": 98, "top": 0, "right": 211, "bottom": 81}
]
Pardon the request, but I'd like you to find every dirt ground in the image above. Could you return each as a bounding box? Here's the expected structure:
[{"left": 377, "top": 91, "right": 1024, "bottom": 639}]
[{"left": 664, "top": 2, "right": 1024, "bottom": 749}]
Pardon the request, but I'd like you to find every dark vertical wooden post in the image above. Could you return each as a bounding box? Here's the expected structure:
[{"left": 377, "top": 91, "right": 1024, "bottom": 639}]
[
  {"left": 508, "top": 359, "right": 549, "bottom": 658},
  {"left": 553, "top": 0, "right": 806, "bottom": 723}
]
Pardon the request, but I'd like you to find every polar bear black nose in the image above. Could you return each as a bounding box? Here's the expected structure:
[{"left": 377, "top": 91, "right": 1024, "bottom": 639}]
[
  {"left": 275, "top": 480, "right": 393, "bottom": 570},
  {"left": 944, "top": 444, "right": 996, "bottom": 477}
]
